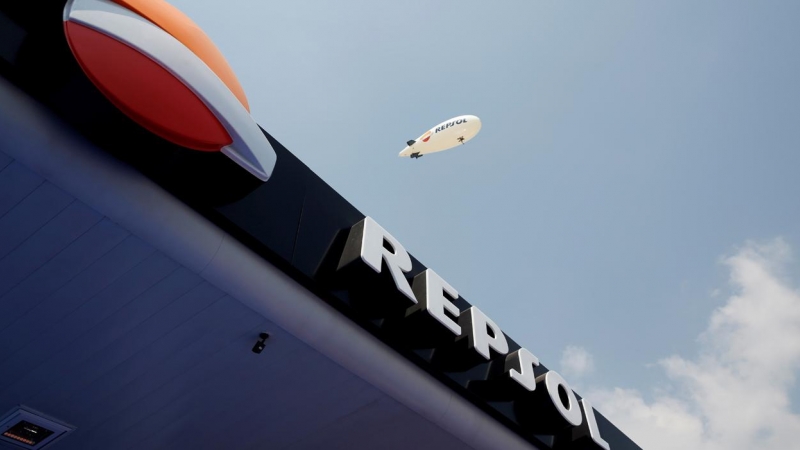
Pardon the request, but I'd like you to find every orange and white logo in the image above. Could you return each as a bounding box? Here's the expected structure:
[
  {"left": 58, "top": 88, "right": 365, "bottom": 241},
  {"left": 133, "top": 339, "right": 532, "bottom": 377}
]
[
  {"left": 421, "top": 131, "right": 432, "bottom": 143},
  {"left": 63, "top": 0, "right": 275, "bottom": 181}
]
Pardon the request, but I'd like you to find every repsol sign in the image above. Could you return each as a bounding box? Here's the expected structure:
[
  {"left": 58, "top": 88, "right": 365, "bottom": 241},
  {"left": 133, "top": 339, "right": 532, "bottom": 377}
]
[
  {"left": 435, "top": 117, "right": 467, "bottom": 133},
  {"left": 336, "top": 217, "right": 610, "bottom": 450}
]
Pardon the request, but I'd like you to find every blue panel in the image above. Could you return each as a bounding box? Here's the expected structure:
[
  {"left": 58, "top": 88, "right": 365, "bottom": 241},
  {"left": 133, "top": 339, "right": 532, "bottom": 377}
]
[
  {"left": 287, "top": 398, "right": 403, "bottom": 450},
  {"left": 0, "top": 218, "right": 128, "bottom": 325},
  {"left": 0, "top": 161, "right": 44, "bottom": 219},
  {"left": 90, "top": 329, "right": 311, "bottom": 449},
  {"left": 0, "top": 201, "right": 102, "bottom": 297},
  {"left": 74, "top": 323, "right": 300, "bottom": 448},
  {"left": 18, "top": 281, "right": 224, "bottom": 412},
  {"left": 0, "top": 258, "right": 198, "bottom": 408},
  {"left": 0, "top": 150, "right": 12, "bottom": 171},
  {"left": 0, "top": 235, "right": 156, "bottom": 361},
  {"left": 0, "top": 253, "right": 178, "bottom": 395},
  {"left": 220, "top": 377, "right": 383, "bottom": 450},
  {"left": 61, "top": 297, "right": 264, "bottom": 430},
  {"left": 27, "top": 267, "right": 203, "bottom": 377},
  {"left": 133, "top": 344, "right": 365, "bottom": 449},
  {"left": 285, "top": 397, "right": 468, "bottom": 450},
  {"left": 231, "top": 371, "right": 377, "bottom": 450},
  {"left": 0, "top": 181, "right": 73, "bottom": 259}
]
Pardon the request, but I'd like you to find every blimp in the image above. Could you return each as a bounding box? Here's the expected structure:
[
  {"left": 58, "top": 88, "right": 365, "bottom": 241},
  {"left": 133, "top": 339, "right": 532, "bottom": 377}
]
[{"left": 399, "top": 115, "right": 482, "bottom": 159}]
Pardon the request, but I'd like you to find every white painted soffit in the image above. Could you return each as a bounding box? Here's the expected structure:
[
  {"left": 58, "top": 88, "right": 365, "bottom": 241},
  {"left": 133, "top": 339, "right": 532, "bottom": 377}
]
[{"left": 0, "top": 78, "right": 539, "bottom": 450}]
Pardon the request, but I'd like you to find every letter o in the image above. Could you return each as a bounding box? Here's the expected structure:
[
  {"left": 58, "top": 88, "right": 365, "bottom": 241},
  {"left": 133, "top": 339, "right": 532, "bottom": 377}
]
[{"left": 540, "top": 371, "right": 582, "bottom": 427}]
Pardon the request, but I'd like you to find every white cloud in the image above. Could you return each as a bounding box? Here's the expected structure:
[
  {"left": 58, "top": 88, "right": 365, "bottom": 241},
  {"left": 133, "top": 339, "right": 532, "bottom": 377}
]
[
  {"left": 561, "top": 345, "right": 595, "bottom": 379},
  {"left": 588, "top": 238, "right": 800, "bottom": 450}
]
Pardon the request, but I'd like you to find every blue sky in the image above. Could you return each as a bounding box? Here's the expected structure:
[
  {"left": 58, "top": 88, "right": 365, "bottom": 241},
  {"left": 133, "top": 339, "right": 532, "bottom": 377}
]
[{"left": 169, "top": 1, "right": 800, "bottom": 446}]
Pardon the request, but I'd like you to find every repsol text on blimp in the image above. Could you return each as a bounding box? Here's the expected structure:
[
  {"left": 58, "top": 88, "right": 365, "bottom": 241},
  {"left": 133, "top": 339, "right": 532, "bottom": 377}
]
[{"left": 338, "top": 217, "right": 611, "bottom": 449}]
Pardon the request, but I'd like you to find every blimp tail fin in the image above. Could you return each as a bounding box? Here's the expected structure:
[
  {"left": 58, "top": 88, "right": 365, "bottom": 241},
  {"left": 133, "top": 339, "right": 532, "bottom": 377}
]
[{"left": 406, "top": 139, "right": 416, "bottom": 147}]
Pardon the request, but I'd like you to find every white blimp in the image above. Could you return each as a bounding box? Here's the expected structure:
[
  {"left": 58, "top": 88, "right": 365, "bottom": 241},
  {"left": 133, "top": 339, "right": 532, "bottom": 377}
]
[{"left": 399, "top": 115, "right": 482, "bottom": 159}]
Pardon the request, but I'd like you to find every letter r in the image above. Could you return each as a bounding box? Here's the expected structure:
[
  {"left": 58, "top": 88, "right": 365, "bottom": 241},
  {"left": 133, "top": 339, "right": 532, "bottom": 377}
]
[{"left": 338, "top": 216, "right": 416, "bottom": 303}]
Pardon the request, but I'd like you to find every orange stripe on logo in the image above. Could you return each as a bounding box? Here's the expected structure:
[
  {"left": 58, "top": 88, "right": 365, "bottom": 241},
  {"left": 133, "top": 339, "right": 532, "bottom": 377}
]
[{"left": 112, "top": 0, "right": 250, "bottom": 112}]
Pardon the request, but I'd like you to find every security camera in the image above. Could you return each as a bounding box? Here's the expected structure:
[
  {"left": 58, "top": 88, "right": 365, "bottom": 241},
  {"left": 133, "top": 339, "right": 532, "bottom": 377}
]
[{"left": 252, "top": 332, "right": 270, "bottom": 354}]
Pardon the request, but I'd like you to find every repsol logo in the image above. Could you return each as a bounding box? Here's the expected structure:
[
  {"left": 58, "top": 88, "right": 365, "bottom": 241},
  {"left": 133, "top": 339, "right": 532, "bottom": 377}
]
[
  {"left": 435, "top": 117, "right": 468, "bottom": 133},
  {"left": 62, "top": 0, "right": 276, "bottom": 181},
  {"left": 338, "top": 217, "right": 611, "bottom": 450}
]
